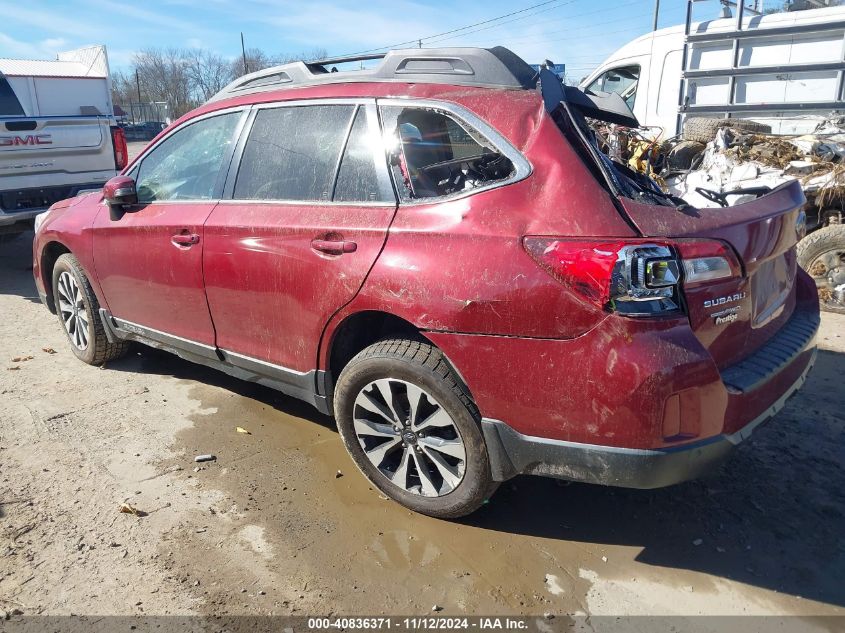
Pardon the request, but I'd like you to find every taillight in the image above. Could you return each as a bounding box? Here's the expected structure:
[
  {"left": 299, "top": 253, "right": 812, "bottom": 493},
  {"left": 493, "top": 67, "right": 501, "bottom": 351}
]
[
  {"left": 523, "top": 237, "right": 741, "bottom": 317},
  {"left": 675, "top": 240, "right": 741, "bottom": 287},
  {"left": 111, "top": 126, "right": 128, "bottom": 170}
]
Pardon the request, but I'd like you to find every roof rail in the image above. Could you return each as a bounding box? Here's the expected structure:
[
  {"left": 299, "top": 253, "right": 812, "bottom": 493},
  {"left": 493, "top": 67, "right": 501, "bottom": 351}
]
[
  {"left": 208, "top": 46, "right": 538, "bottom": 102},
  {"left": 308, "top": 52, "right": 388, "bottom": 67}
]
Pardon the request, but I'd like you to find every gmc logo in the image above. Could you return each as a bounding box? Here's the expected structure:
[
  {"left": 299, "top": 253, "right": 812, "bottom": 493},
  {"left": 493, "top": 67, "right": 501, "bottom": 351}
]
[{"left": 0, "top": 134, "right": 52, "bottom": 146}]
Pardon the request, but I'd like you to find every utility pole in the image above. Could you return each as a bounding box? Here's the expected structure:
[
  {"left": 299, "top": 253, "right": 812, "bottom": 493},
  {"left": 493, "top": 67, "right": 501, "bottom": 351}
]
[
  {"left": 241, "top": 32, "right": 248, "bottom": 75},
  {"left": 652, "top": 0, "right": 660, "bottom": 30},
  {"left": 418, "top": 39, "right": 422, "bottom": 48},
  {"left": 134, "top": 69, "right": 142, "bottom": 124}
]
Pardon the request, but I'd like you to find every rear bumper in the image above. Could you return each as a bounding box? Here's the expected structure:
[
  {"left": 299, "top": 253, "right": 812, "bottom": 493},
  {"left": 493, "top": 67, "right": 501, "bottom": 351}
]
[
  {"left": 0, "top": 209, "right": 38, "bottom": 229},
  {"left": 0, "top": 182, "right": 104, "bottom": 226},
  {"left": 482, "top": 345, "right": 816, "bottom": 487},
  {"left": 429, "top": 271, "right": 820, "bottom": 488}
]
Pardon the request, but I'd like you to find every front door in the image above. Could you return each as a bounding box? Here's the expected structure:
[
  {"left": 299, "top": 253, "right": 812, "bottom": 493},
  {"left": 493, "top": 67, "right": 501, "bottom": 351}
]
[
  {"left": 93, "top": 110, "right": 244, "bottom": 346},
  {"left": 203, "top": 102, "right": 397, "bottom": 372}
]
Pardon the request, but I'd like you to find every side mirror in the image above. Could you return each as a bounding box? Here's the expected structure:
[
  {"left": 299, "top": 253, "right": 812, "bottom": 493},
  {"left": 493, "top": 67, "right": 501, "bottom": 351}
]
[{"left": 103, "top": 175, "right": 138, "bottom": 220}]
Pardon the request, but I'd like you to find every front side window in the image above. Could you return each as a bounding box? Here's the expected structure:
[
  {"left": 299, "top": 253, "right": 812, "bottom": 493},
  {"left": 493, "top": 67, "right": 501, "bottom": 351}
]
[
  {"left": 380, "top": 106, "right": 515, "bottom": 201},
  {"left": 234, "top": 105, "right": 354, "bottom": 201},
  {"left": 586, "top": 66, "right": 640, "bottom": 110},
  {"left": 135, "top": 111, "right": 241, "bottom": 203}
]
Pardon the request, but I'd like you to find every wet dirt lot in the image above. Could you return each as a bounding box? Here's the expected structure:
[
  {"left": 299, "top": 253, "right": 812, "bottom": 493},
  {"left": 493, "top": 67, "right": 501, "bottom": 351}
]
[{"left": 1, "top": 231, "right": 844, "bottom": 617}]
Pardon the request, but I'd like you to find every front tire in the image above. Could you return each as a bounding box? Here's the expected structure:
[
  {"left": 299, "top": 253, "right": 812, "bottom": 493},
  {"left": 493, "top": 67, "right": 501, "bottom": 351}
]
[
  {"left": 52, "top": 253, "right": 130, "bottom": 364},
  {"left": 334, "top": 339, "right": 496, "bottom": 518}
]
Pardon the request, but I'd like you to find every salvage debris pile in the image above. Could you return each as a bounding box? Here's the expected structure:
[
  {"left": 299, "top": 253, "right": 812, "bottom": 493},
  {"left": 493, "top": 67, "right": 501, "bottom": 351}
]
[{"left": 594, "top": 115, "right": 845, "bottom": 216}]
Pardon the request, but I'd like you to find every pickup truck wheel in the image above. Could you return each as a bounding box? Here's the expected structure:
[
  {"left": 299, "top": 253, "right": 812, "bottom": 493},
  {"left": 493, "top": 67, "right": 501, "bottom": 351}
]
[
  {"left": 334, "top": 339, "right": 496, "bottom": 519},
  {"left": 52, "top": 253, "right": 130, "bottom": 364},
  {"left": 797, "top": 224, "right": 845, "bottom": 314}
]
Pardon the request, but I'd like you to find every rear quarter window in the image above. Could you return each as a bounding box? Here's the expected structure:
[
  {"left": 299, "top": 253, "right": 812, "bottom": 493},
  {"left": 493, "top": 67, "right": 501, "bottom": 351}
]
[
  {"left": 379, "top": 105, "right": 516, "bottom": 201},
  {"left": 0, "top": 76, "right": 25, "bottom": 116}
]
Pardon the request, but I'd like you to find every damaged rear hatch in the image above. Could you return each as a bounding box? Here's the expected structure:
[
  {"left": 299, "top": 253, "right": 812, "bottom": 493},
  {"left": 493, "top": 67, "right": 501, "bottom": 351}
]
[{"left": 539, "top": 67, "right": 810, "bottom": 370}]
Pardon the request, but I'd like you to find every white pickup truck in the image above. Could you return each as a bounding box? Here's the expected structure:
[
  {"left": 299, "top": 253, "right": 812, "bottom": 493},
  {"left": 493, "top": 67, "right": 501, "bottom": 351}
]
[{"left": 0, "top": 45, "right": 127, "bottom": 239}]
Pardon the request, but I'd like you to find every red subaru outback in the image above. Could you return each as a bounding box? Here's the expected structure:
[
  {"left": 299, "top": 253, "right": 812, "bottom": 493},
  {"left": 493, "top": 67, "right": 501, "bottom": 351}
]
[{"left": 32, "top": 48, "right": 818, "bottom": 517}]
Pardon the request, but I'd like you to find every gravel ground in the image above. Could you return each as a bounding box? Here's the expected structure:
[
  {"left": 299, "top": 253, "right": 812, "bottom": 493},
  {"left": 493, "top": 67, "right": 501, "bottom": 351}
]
[{"left": 1, "top": 230, "right": 843, "bottom": 617}]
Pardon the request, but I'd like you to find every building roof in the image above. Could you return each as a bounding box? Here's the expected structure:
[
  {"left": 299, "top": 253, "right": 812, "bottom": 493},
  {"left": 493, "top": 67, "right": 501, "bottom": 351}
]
[{"left": 0, "top": 46, "right": 109, "bottom": 78}]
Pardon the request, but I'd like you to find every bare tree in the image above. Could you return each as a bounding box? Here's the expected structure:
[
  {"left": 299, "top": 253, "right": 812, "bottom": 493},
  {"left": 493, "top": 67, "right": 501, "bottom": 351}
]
[
  {"left": 230, "top": 47, "right": 274, "bottom": 78},
  {"left": 278, "top": 47, "right": 328, "bottom": 64},
  {"left": 113, "top": 45, "right": 333, "bottom": 121},
  {"left": 229, "top": 47, "right": 329, "bottom": 79},
  {"left": 110, "top": 69, "right": 136, "bottom": 107},
  {"left": 132, "top": 48, "right": 195, "bottom": 118},
  {"left": 185, "top": 49, "right": 234, "bottom": 102}
]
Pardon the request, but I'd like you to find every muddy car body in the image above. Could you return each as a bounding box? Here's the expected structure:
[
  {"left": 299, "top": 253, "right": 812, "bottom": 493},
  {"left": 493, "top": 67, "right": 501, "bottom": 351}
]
[{"left": 32, "top": 47, "right": 819, "bottom": 517}]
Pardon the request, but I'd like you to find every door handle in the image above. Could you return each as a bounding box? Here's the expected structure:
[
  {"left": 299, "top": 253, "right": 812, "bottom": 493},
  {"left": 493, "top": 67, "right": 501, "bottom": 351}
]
[
  {"left": 171, "top": 232, "right": 200, "bottom": 247},
  {"left": 311, "top": 238, "right": 357, "bottom": 255}
]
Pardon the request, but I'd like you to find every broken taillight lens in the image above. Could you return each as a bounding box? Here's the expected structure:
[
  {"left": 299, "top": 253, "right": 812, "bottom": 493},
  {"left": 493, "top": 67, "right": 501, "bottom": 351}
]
[
  {"left": 523, "top": 238, "right": 681, "bottom": 316},
  {"left": 524, "top": 237, "right": 742, "bottom": 317}
]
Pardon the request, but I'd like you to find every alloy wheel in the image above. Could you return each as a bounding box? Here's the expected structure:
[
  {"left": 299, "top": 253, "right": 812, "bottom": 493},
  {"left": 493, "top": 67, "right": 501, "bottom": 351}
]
[
  {"left": 352, "top": 378, "right": 467, "bottom": 497},
  {"left": 57, "top": 271, "right": 89, "bottom": 350}
]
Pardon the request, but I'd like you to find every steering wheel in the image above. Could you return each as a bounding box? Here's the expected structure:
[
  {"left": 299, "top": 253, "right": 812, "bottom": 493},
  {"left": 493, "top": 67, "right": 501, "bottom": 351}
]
[{"left": 695, "top": 187, "right": 728, "bottom": 207}]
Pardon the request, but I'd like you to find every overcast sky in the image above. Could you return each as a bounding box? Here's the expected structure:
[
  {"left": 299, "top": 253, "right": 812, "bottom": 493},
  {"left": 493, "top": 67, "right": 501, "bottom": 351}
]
[{"left": 1, "top": 0, "right": 735, "bottom": 80}]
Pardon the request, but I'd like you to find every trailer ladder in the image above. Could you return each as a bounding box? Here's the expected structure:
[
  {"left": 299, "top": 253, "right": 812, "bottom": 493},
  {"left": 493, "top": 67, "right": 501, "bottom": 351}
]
[{"left": 677, "top": 0, "right": 845, "bottom": 134}]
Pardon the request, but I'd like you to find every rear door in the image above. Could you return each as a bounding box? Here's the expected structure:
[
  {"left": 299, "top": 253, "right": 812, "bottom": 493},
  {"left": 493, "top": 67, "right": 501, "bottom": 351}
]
[
  {"left": 203, "top": 101, "right": 397, "bottom": 373},
  {"left": 93, "top": 109, "right": 245, "bottom": 346}
]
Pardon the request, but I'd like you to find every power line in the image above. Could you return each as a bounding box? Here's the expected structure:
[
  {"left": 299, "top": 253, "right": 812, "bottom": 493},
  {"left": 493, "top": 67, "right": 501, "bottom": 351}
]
[
  {"left": 337, "top": 0, "right": 571, "bottom": 57},
  {"left": 488, "top": 9, "right": 649, "bottom": 45},
  {"left": 427, "top": 0, "right": 640, "bottom": 45},
  {"left": 423, "top": 0, "right": 580, "bottom": 45}
]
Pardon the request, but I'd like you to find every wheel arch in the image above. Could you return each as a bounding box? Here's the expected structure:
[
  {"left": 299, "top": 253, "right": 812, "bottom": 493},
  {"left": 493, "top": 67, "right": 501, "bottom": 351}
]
[
  {"left": 320, "top": 310, "right": 475, "bottom": 410},
  {"left": 39, "top": 240, "right": 72, "bottom": 313}
]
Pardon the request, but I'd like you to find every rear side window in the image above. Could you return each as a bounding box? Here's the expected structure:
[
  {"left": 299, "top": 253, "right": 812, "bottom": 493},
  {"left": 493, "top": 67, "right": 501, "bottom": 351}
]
[
  {"left": 379, "top": 106, "right": 515, "bottom": 201},
  {"left": 234, "top": 105, "right": 354, "bottom": 201},
  {"left": 0, "top": 76, "right": 25, "bottom": 116}
]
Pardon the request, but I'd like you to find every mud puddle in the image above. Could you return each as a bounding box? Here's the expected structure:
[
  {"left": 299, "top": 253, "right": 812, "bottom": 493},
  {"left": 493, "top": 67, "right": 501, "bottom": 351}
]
[
  {"left": 135, "top": 344, "right": 845, "bottom": 616},
  {"left": 163, "top": 379, "right": 594, "bottom": 615}
]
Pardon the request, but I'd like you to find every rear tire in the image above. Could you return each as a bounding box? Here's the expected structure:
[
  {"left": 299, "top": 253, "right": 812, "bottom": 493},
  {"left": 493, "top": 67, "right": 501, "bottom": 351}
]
[
  {"left": 52, "top": 253, "right": 130, "bottom": 364},
  {"left": 683, "top": 117, "right": 772, "bottom": 144},
  {"left": 334, "top": 339, "right": 496, "bottom": 518}
]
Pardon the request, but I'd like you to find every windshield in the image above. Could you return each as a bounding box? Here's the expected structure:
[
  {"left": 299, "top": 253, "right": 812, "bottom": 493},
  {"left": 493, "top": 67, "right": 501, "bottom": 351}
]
[{"left": 586, "top": 65, "right": 640, "bottom": 110}]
